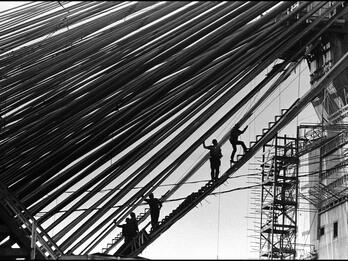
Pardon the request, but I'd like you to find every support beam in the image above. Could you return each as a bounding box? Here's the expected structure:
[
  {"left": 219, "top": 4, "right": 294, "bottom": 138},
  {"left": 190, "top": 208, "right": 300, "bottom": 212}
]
[
  {"left": 0, "top": 205, "right": 33, "bottom": 259},
  {"left": 0, "top": 247, "right": 29, "bottom": 258}
]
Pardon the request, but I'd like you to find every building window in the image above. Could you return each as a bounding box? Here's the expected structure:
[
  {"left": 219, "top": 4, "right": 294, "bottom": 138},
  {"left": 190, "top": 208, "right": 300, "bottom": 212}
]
[
  {"left": 319, "top": 226, "right": 325, "bottom": 236},
  {"left": 333, "top": 221, "right": 338, "bottom": 238}
]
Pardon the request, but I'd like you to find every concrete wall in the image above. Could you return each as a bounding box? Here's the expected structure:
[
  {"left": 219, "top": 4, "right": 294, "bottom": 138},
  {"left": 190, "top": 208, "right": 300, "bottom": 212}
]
[{"left": 318, "top": 201, "right": 348, "bottom": 259}]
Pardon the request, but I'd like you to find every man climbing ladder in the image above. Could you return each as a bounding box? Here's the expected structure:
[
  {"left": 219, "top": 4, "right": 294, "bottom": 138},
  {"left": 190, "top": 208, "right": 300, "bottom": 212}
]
[{"left": 229, "top": 123, "right": 248, "bottom": 164}]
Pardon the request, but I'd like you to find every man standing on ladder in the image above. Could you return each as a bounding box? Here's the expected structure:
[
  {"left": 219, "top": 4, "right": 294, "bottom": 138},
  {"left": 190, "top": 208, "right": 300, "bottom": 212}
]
[
  {"left": 143, "top": 193, "right": 162, "bottom": 231},
  {"left": 229, "top": 123, "right": 248, "bottom": 164},
  {"left": 203, "top": 139, "right": 222, "bottom": 181}
]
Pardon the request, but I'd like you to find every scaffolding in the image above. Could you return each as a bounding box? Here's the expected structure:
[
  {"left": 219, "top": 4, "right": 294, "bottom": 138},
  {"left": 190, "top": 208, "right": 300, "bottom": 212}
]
[
  {"left": 298, "top": 123, "right": 348, "bottom": 211},
  {"left": 259, "top": 135, "right": 299, "bottom": 259}
]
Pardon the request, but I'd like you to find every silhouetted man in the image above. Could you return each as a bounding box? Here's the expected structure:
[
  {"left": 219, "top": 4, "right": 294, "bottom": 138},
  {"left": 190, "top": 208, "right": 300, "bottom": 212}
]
[
  {"left": 129, "top": 212, "right": 139, "bottom": 240},
  {"left": 229, "top": 123, "right": 248, "bottom": 163},
  {"left": 144, "top": 193, "right": 162, "bottom": 231},
  {"left": 203, "top": 139, "right": 222, "bottom": 181},
  {"left": 117, "top": 218, "right": 132, "bottom": 244}
]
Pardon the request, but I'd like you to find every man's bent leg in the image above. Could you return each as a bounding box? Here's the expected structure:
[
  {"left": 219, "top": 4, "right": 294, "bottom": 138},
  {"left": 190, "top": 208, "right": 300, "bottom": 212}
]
[{"left": 231, "top": 143, "right": 237, "bottom": 162}]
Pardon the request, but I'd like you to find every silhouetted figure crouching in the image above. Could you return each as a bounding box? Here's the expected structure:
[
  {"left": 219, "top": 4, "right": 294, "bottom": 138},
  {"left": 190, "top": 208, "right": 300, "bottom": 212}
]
[
  {"left": 117, "top": 218, "right": 132, "bottom": 244},
  {"left": 116, "top": 218, "right": 133, "bottom": 255}
]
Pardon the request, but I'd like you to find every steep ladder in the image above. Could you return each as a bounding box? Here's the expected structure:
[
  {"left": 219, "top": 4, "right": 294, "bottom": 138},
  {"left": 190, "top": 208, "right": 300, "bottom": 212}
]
[
  {"left": 113, "top": 102, "right": 298, "bottom": 257},
  {"left": 0, "top": 182, "right": 63, "bottom": 259}
]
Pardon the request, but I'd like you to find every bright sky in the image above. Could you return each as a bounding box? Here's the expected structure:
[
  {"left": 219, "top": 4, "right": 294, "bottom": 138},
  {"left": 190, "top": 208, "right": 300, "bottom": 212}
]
[
  {"left": 0, "top": 1, "right": 27, "bottom": 10},
  {"left": 0, "top": 1, "right": 320, "bottom": 259}
]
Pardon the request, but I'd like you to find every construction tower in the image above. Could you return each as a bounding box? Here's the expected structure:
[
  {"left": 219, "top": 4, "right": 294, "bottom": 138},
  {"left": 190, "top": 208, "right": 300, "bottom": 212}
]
[{"left": 259, "top": 135, "right": 299, "bottom": 259}]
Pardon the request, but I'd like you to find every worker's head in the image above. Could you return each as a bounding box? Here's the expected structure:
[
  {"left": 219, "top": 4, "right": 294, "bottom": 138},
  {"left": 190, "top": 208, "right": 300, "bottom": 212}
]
[
  {"left": 131, "top": 212, "right": 136, "bottom": 219},
  {"left": 212, "top": 139, "right": 218, "bottom": 145},
  {"left": 149, "top": 193, "right": 154, "bottom": 199}
]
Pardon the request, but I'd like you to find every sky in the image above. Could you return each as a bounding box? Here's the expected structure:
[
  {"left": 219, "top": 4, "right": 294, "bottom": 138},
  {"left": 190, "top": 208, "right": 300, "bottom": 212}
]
[
  {"left": 0, "top": 1, "right": 25, "bottom": 10},
  {"left": 0, "top": 1, "right": 320, "bottom": 259}
]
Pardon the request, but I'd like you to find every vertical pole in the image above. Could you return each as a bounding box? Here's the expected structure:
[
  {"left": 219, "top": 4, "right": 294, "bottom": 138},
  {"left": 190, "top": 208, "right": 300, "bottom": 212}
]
[
  {"left": 281, "top": 135, "right": 287, "bottom": 260},
  {"left": 260, "top": 144, "right": 266, "bottom": 259},
  {"left": 316, "top": 124, "right": 323, "bottom": 246},
  {"left": 271, "top": 136, "right": 278, "bottom": 260},
  {"left": 30, "top": 220, "right": 36, "bottom": 260},
  {"left": 294, "top": 126, "right": 300, "bottom": 259}
]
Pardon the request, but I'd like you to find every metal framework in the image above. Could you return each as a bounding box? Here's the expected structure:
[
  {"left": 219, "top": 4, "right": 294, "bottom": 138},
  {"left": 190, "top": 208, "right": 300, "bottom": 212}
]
[
  {"left": 296, "top": 123, "right": 348, "bottom": 259},
  {"left": 298, "top": 122, "right": 348, "bottom": 208},
  {"left": 259, "top": 135, "right": 299, "bottom": 259},
  {"left": 0, "top": 1, "right": 348, "bottom": 259},
  {"left": 0, "top": 183, "right": 63, "bottom": 259}
]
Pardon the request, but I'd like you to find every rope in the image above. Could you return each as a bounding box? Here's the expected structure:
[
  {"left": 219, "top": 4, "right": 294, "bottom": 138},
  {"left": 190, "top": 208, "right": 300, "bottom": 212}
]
[
  {"left": 216, "top": 186, "right": 221, "bottom": 260},
  {"left": 296, "top": 61, "right": 301, "bottom": 127}
]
